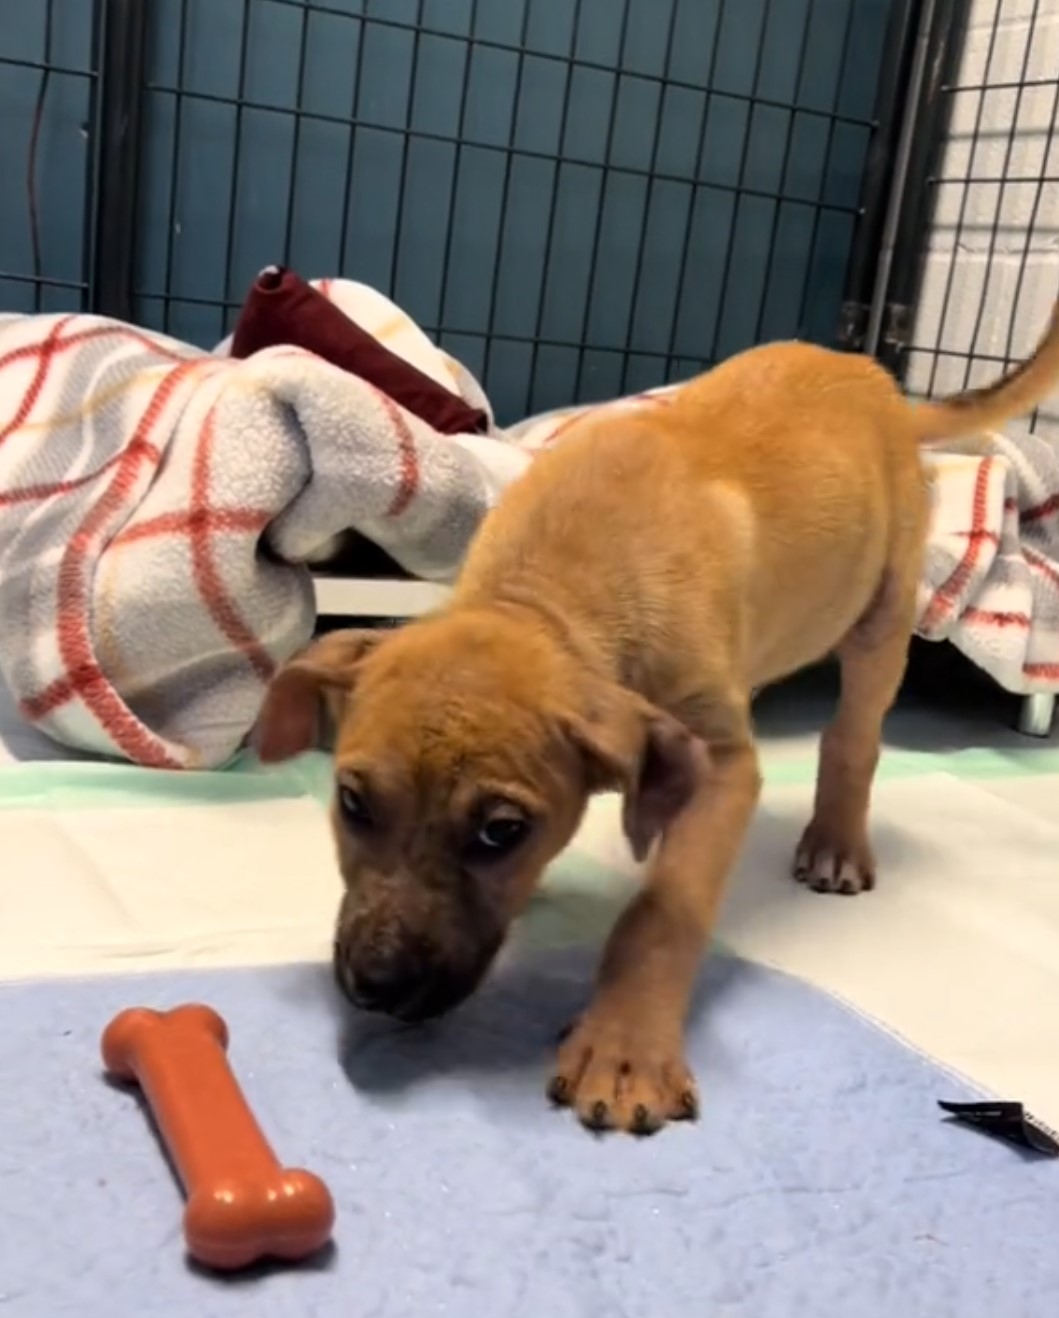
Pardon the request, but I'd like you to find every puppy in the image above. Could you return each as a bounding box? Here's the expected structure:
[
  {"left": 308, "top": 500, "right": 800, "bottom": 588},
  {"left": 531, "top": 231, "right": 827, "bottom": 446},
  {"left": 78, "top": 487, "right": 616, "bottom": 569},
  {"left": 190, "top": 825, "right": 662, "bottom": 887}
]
[{"left": 256, "top": 306, "right": 1059, "bottom": 1135}]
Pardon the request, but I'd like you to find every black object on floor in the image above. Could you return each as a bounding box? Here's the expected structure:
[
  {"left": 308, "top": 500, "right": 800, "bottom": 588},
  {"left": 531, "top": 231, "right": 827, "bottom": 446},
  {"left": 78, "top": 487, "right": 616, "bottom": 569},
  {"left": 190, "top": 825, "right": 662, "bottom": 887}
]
[{"left": 938, "top": 1099, "right": 1059, "bottom": 1157}]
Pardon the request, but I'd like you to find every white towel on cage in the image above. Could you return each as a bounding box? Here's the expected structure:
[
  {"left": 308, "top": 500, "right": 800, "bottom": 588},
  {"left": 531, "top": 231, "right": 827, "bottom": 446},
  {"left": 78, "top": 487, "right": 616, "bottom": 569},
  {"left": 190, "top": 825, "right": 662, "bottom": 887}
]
[{"left": 916, "top": 435, "right": 1059, "bottom": 694}]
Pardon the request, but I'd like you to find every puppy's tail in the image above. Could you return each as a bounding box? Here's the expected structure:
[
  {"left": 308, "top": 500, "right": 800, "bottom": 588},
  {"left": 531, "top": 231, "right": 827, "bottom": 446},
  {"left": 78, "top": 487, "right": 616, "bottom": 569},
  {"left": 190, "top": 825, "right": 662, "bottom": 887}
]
[{"left": 911, "top": 299, "right": 1059, "bottom": 444}]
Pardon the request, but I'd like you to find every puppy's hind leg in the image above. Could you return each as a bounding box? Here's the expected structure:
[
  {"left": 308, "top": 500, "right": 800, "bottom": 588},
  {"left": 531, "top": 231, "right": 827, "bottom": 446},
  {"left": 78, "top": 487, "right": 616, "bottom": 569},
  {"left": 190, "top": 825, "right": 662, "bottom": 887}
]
[{"left": 793, "top": 564, "right": 919, "bottom": 895}]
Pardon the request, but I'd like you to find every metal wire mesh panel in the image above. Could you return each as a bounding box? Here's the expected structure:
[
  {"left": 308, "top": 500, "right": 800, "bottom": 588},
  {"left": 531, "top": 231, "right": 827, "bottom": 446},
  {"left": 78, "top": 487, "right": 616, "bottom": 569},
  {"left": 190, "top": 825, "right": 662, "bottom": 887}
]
[
  {"left": 0, "top": 1, "right": 99, "bottom": 315},
  {"left": 904, "top": 0, "right": 1059, "bottom": 438},
  {"left": 126, "top": 0, "right": 895, "bottom": 423}
]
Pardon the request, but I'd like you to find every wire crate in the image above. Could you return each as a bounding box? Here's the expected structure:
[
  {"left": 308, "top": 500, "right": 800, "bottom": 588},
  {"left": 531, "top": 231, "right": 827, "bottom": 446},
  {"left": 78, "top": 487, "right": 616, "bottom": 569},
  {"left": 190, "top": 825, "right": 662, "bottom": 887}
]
[
  {"left": 900, "top": 0, "right": 1059, "bottom": 441},
  {"left": 3, "top": 0, "right": 904, "bottom": 426}
]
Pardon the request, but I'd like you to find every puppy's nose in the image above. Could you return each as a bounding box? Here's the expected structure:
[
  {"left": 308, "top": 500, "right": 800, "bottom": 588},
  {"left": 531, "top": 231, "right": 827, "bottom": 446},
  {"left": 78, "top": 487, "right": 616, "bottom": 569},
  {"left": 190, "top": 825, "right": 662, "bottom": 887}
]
[
  {"left": 342, "top": 953, "right": 419, "bottom": 1014},
  {"left": 352, "top": 963, "right": 408, "bottom": 1009}
]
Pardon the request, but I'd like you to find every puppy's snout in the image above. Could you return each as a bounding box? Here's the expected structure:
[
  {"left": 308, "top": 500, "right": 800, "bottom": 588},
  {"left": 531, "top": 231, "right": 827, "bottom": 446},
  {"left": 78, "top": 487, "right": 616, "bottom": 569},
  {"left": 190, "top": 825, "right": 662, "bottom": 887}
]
[
  {"left": 332, "top": 926, "right": 443, "bottom": 1019},
  {"left": 344, "top": 950, "right": 419, "bottom": 1014},
  {"left": 333, "top": 921, "right": 500, "bottom": 1023}
]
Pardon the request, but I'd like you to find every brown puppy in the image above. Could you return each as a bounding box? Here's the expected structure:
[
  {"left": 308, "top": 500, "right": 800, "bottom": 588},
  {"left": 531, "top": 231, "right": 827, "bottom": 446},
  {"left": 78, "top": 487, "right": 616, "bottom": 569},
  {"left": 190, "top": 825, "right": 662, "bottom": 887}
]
[{"left": 256, "top": 307, "right": 1059, "bottom": 1135}]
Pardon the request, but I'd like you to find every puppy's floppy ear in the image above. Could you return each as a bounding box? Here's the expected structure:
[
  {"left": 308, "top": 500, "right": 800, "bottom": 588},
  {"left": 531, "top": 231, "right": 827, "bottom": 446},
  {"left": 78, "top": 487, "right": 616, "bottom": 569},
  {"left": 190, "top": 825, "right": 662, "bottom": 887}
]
[
  {"left": 252, "top": 629, "right": 384, "bottom": 763},
  {"left": 563, "top": 684, "right": 702, "bottom": 863}
]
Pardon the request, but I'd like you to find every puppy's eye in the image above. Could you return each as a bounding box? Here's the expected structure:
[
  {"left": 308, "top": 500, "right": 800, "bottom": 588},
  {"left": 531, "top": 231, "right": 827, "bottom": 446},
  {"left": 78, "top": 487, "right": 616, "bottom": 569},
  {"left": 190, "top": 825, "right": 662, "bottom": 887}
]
[
  {"left": 338, "top": 784, "right": 372, "bottom": 828},
  {"left": 466, "top": 806, "right": 531, "bottom": 860},
  {"left": 479, "top": 817, "right": 528, "bottom": 850}
]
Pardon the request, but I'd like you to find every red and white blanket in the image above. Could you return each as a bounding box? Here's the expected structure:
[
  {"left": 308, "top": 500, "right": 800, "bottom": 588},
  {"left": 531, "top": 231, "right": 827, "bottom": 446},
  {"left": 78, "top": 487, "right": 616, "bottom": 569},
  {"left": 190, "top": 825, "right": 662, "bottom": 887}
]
[
  {"left": 915, "top": 438, "right": 1059, "bottom": 692},
  {"left": 0, "top": 280, "right": 1056, "bottom": 769},
  {"left": 0, "top": 282, "right": 528, "bottom": 769}
]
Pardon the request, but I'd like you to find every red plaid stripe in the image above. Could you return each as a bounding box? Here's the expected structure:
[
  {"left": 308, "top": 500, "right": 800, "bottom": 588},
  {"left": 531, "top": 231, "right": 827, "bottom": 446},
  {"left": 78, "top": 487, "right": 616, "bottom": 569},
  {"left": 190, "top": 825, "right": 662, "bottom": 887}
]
[
  {"left": 374, "top": 388, "right": 420, "bottom": 517},
  {"left": 188, "top": 405, "right": 275, "bottom": 682},
  {"left": 542, "top": 408, "right": 590, "bottom": 449},
  {"left": 0, "top": 320, "right": 191, "bottom": 449},
  {"left": 1025, "top": 543, "right": 1059, "bottom": 592},
  {"left": 963, "top": 607, "right": 1030, "bottom": 628},
  {"left": 920, "top": 458, "right": 996, "bottom": 632},
  {"left": 111, "top": 507, "right": 269, "bottom": 547},
  {"left": 1024, "top": 662, "right": 1059, "bottom": 678},
  {"left": 540, "top": 390, "right": 673, "bottom": 449},
  {"left": 1025, "top": 492, "right": 1059, "bottom": 523},
  {"left": 19, "top": 358, "right": 279, "bottom": 761},
  {"left": 0, "top": 315, "right": 74, "bottom": 445},
  {"left": 19, "top": 361, "right": 205, "bottom": 767},
  {"left": 0, "top": 444, "right": 161, "bottom": 509},
  {"left": 938, "top": 608, "right": 1059, "bottom": 680}
]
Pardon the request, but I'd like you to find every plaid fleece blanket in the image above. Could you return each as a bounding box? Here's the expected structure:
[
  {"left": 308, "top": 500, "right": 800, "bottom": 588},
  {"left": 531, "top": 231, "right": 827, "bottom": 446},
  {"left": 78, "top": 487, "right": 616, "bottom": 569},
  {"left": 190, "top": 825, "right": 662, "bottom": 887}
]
[
  {"left": 0, "top": 283, "right": 529, "bottom": 769},
  {"left": 912, "top": 436, "right": 1059, "bottom": 693},
  {"left": 0, "top": 283, "right": 1056, "bottom": 770}
]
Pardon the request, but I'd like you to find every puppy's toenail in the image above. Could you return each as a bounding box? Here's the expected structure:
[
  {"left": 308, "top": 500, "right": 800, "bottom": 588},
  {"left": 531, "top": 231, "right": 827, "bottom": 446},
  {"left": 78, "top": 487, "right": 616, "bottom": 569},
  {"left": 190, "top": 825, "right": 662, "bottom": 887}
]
[
  {"left": 679, "top": 1090, "right": 699, "bottom": 1120},
  {"left": 589, "top": 1100, "right": 609, "bottom": 1128},
  {"left": 632, "top": 1103, "right": 659, "bottom": 1135},
  {"left": 547, "top": 1075, "right": 570, "bottom": 1106}
]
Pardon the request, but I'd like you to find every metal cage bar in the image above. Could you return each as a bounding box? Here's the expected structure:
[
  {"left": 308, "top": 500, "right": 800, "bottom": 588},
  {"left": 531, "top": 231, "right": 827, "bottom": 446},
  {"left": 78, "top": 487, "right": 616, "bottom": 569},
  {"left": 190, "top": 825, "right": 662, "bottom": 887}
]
[
  {"left": 884, "top": 0, "right": 1059, "bottom": 423},
  {"left": 0, "top": 0, "right": 941, "bottom": 432},
  {"left": 93, "top": 0, "right": 147, "bottom": 321},
  {"left": 867, "top": 0, "right": 1058, "bottom": 738},
  {"left": 69, "top": 0, "right": 920, "bottom": 423},
  {"left": 0, "top": 0, "right": 102, "bottom": 313}
]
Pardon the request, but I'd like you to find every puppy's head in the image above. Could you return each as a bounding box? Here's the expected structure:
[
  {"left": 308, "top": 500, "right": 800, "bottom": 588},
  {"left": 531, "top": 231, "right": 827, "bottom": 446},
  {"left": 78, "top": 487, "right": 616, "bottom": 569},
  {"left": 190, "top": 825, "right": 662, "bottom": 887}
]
[{"left": 254, "top": 612, "right": 700, "bottom": 1022}]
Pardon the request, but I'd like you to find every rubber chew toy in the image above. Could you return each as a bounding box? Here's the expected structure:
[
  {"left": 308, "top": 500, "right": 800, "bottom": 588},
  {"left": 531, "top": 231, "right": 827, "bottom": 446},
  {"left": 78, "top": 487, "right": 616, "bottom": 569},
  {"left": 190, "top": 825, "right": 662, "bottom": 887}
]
[{"left": 101, "top": 1004, "right": 335, "bottom": 1271}]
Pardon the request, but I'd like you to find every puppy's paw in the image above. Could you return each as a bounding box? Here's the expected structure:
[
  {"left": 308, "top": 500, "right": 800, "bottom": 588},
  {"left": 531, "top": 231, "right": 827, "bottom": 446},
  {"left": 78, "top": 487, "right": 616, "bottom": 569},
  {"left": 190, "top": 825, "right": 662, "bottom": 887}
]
[
  {"left": 547, "top": 1015, "right": 699, "bottom": 1136},
  {"left": 793, "top": 819, "right": 875, "bottom": 895}
]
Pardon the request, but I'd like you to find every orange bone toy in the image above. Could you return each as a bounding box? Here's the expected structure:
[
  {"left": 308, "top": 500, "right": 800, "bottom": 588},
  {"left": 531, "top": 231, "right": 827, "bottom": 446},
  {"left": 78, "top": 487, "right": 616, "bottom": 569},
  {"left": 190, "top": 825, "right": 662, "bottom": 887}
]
[{"left": 101, "top": 1004, "right": 335, "bottom": 1271}]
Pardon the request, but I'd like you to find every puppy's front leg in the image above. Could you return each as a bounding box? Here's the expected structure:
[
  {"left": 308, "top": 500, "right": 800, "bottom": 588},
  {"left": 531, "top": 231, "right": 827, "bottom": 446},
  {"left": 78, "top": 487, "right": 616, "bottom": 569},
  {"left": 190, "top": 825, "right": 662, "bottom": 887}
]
[{"left": 550, "top": 734, "right": 761, "bottom": 1135}]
